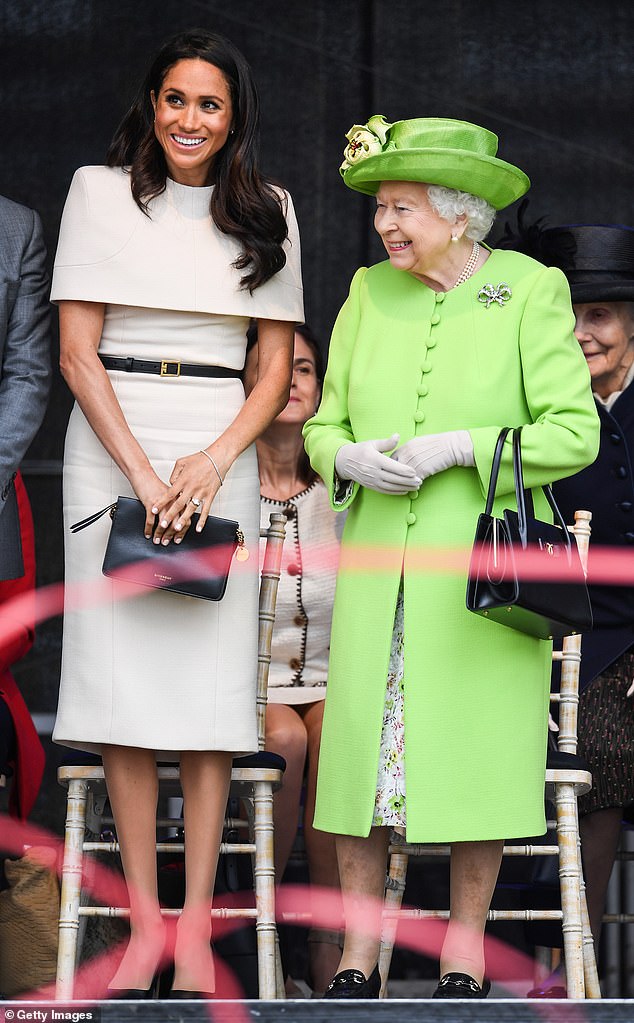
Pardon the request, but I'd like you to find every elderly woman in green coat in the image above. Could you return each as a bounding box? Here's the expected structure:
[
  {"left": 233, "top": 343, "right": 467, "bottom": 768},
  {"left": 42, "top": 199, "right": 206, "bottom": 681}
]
[{"left": 302, "top": 117, "right": 600, "bottom": 999}]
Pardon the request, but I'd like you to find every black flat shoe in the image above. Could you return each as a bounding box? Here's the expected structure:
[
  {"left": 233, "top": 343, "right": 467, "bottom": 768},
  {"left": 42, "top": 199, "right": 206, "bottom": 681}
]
[
  {"left": 432, "top": 972, "right": 491, "bottom": 999},
  {"left": 323, "top": 964, "right": 381, "bottom": 999},
  {"left": 169, "top": 990, "right": 214, "bottom": 999}
]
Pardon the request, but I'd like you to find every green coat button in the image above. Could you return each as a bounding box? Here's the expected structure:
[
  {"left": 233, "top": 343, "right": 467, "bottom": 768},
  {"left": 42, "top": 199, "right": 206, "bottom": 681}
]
[
  {"left": 407, "top": 512, "right": 417, "bottom": 525},
  {"left": 435, "top": 291, "right": 446, "bottom": 303},
  {"left": 418, "top": 384, "right": 429, "bottom": 396},
  {"left": 410, "top": 490, "right": 420, "bottom": 500},
  {"left": 430, "top": 312, "right": 441, "bottom": 325},
  {"left": 414, "top": 411, "right": 425, "bottom": 423},
  {"left": 421, "top": 362, "right": 432, "bottom": 373},
  {"left": 427, "top": 337, "right": 437, "bottom": 349}
]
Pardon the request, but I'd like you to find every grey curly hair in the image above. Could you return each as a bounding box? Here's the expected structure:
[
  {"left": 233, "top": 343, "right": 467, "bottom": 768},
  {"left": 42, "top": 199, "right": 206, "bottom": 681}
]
[{"left": 427, "top": 185, "right": 496, "bottom": 242}]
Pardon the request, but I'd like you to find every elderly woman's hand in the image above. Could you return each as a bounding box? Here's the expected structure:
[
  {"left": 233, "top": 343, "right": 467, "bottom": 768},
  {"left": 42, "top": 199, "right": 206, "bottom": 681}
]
[
  {"left": 335, "top": 434, "right": 422, "bottom": 494},
  {"left": 150, "top": 450, "right": 225, "bottom": 545},
  {"left": 392, "top": 431, "right": 474, "bottom": 481}
]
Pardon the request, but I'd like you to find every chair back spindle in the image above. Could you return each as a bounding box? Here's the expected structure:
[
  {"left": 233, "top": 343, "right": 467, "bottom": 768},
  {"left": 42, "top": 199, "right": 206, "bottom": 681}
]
[
  {"left": 558, "top": 509, "right": 591, "bottom": 756},
  {"left": 256, "top": 512, "right": 286, "bottom": 750}
]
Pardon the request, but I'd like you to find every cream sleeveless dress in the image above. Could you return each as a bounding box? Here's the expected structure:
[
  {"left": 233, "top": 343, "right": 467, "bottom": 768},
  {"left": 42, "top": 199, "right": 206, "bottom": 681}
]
[{"left": 51, "top": 168, "right": 303, "bottom": 757}]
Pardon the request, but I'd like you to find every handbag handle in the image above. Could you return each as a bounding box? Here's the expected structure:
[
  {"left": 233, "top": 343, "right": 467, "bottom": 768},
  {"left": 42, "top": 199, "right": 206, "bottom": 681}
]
[
  {"left": 484, "top": 427, "right": 574, "bottom": 559},
  {"left": 483, "top": 427, "right": 512, "bottom": 516},
  {"left": 512, "top": 428, "right": 573, "bottom": 556},
  {"left": 70, "top": 503, "right": 116, "bottom": 533}
]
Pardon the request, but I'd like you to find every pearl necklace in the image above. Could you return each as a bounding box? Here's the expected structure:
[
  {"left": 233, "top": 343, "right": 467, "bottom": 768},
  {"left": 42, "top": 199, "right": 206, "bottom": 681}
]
[{"left": 453, "top": 240, "right": 480, "bottom": 288}]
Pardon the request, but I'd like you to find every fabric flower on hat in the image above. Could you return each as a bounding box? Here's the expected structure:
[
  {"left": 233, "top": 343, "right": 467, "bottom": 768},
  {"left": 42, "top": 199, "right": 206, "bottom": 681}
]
[{"left": 340, "top": 115, "right": 392, "bottom": 174}]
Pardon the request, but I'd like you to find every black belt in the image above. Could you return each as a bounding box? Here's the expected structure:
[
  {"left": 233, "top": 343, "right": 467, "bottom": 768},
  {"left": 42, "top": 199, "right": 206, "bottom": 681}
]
[{"left": 99, "top": 355, "right": 241, "bottom": 379}]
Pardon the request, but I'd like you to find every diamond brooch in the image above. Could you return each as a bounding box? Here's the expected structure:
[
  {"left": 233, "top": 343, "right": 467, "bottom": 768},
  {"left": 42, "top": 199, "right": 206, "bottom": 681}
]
[{"left": 477, "top": 283, "right": 512, "bottom": 308}]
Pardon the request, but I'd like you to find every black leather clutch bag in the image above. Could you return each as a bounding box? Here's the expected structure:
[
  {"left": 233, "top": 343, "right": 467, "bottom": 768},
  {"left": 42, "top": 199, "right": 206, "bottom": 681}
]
[{"left": 71, "top": 495, "right": 247, "bottom": 601}]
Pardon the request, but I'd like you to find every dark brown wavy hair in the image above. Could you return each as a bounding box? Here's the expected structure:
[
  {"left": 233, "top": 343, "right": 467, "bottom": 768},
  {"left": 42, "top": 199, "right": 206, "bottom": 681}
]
[{"left": 106, "top": 29, "right": 288, "bottom": 292}]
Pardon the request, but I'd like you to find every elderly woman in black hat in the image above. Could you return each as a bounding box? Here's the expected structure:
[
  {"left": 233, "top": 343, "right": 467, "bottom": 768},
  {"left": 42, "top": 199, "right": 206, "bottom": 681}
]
[
  {"left": 506, "top": 221, "right": 634, "bottom": 964},
  {"left": 303, "top": 117, "right": 600, "bottom": 999}
]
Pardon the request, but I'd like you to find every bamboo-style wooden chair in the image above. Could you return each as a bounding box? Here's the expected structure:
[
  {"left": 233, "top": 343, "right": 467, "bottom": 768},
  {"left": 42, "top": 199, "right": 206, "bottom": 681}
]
[
  {"left": 379, "top": 510, "right": 601, "bottom": 999},
  {"left": 55, "top": 511, "right": 286, "bottom": 1000}
]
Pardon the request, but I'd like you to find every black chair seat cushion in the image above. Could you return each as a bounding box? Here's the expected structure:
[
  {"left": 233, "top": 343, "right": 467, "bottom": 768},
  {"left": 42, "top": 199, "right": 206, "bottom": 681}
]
[
  {"left": 233, "top": 751, "right": 286, "bottom": 772},
  {"left": 546, "top": 747, "right": 590, "bottom": 773},
  {"left": 58, "top": 750, "right": 103, "bottom": 769},
  {"left": 58, "top": 750, "right": 287, "bottom": 772}
]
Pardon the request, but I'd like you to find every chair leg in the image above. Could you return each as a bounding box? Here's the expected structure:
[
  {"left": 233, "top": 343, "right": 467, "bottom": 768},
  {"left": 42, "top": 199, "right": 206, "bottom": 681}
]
[
  {"left": 577, "top": 805, "right": 601, "bottom": 998},
  {"left": 581, "top": 894, "right": 601, "bottom": 998},
  {"left": 56, "top": 779, "right": 89, "bottom": 1000},
  {"left": 379, "top": 841, "right": 409, "bottom": 998},
  {"left": 274, "top": 929, "right": 285, "bottom": 999},
  {"left": 555, "top": 782, "right": 585, "bottom": 998},
  {"left": 252, "top": 780, "right": 281, "bottom": 999},
  {"left": 533, "top": 945, "right": 554, "bottom": 986}
]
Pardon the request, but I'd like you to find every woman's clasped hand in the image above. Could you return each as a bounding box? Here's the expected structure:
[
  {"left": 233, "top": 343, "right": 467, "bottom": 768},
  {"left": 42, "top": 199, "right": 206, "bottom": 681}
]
[
  {"left": 334, "top": 434, "right": 421, "bottom": 493},
  {"left": 142, "top": 448, "right": 226, "bottom": 544},
  {"left": 334, "top": 429, "right": 476, "bottom": 494},
  {"left": 391, "top": 430, "right": 475, "bottom": 480}
]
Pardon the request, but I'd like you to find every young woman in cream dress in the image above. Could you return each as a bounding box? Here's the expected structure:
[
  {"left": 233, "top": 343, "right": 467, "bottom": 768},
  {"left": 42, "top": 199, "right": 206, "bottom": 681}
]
[{"left": 52, "top": 30, "right": 302, "bottom": 997}]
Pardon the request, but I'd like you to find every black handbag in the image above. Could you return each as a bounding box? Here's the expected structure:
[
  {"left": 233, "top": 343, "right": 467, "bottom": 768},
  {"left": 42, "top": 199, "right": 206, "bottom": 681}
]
[
  {"left": 466, "top": 427, "right": 592, "bottom": 639},
  {"left": 70, "top": 495, "right": 247, "bottom": 601}
]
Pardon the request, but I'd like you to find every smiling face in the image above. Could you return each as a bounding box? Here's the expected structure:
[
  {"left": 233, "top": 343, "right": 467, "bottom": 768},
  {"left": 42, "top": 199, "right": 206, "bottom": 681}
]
[
  {"left": 573, "top": 302, "right": 634, "bottom": 398},
  {"left": 278, "top": 334, "right": 321, "bottom": 427},
  {"left": 151, "top": 58, "right": 233, "bottom": 186},
  {"left": 245, "top": 333, "right": 321, "bottom": 429},
  {"left": 373, "top": 181, "right": 466, "bottom": 280}
]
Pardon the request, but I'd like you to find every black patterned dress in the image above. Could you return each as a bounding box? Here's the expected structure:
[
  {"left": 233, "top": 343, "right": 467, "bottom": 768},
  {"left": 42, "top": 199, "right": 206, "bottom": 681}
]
[{"left": 553, "top": 377, "right": 634, "bottom": 816}]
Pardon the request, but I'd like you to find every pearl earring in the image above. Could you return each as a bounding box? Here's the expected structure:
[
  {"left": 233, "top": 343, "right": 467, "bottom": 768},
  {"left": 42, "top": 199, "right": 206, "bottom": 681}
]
[{"left": 450, "top": 234, "right": 459, "bottom": 243}]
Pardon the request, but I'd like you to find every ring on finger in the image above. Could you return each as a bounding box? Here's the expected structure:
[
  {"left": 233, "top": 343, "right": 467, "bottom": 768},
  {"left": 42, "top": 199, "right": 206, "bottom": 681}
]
[{"left": 190, "top": 497, "right": 202, "bottom": 508}]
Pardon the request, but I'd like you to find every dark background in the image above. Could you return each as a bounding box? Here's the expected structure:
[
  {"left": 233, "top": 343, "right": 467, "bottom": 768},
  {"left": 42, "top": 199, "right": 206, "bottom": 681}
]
[{"left": 2, "top": 0, "right": 633, "bottom": 832}]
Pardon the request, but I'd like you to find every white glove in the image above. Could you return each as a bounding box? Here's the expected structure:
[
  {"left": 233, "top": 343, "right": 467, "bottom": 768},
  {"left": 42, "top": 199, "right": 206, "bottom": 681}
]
[
  {"left": 391, "top": 430, "right": 474, "bottom": 481},
  {"left": 335, "top": 433, "right": 421, "bottom": 495}
]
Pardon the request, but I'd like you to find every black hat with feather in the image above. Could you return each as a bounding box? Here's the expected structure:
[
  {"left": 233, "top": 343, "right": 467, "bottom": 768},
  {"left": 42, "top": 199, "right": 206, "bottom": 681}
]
[{"left": 498, "top": 200, "right": 634, "bottom": 303}]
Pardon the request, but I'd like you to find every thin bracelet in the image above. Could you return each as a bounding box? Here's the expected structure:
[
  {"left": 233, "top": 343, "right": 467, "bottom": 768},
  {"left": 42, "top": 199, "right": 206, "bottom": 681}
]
[{"left": 199, "top": 449, "right": 224, "bottom": 486}]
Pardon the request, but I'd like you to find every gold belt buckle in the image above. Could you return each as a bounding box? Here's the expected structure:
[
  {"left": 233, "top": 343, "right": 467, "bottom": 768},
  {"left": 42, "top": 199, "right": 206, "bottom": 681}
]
[{"left": 160, "top": 360, "right": 181, "bottom": 377}]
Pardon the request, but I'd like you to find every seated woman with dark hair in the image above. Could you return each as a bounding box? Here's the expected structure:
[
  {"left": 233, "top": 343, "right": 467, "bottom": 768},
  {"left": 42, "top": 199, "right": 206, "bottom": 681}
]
[{"left": 244, "top": 324, "right": 342, "bottom": 995}]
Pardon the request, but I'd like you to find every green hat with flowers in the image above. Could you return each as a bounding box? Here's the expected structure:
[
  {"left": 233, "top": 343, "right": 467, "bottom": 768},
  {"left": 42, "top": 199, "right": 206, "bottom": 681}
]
[{"left": 340, "top": 115, "right": 530, "bottom": 210}]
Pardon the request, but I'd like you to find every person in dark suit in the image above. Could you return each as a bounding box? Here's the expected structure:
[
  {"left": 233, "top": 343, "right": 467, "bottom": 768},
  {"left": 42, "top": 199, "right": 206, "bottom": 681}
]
[
  {"left": 0, "top": 194, "right": 51, "bottom": 581},
  {"left": 0, "top": 471, "right": 45, "bottom": 817},
  {"left": 501, "top": 216, "right": 634, "bottom": 962},
  {"left": 0, "top": 195, "right": 50, "bottom": 812}
]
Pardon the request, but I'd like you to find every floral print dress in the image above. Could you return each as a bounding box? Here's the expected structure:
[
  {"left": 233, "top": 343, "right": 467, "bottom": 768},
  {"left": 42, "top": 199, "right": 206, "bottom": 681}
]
[{"left": 373, "top": 583, "right": 406, "bottom": 826}]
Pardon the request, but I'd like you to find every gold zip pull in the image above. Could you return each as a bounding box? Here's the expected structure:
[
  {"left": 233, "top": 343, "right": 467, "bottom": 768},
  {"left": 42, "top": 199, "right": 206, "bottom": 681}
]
[{"left": 235, "top": 528, "right": 249, "bottom": 562}]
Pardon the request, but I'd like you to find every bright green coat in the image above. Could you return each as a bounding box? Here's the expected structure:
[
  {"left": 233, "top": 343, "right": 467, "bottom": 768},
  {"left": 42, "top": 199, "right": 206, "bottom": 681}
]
[{"left": 303, "top": 249, "right": 600, "bottom": 843}]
